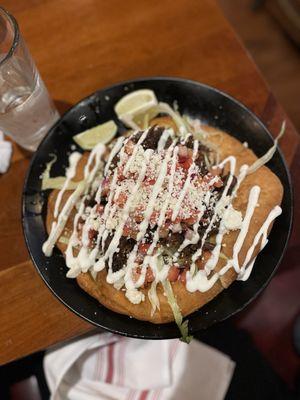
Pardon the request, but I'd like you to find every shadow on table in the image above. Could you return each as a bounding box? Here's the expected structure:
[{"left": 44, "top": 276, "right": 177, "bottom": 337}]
[{"left": 54, "top": 100, "right": 73, "bottom": 116}]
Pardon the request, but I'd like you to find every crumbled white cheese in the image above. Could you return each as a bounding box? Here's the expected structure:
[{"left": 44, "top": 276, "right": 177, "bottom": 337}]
[
  {"left": 125, "top": 288, "right": 145, "bottom": 304},
  {"left": 223, "top": 205, "right": 243, "bottom": 231}
]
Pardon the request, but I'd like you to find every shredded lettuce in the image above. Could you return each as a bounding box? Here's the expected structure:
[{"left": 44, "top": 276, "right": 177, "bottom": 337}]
[
  {"left": 41, "top": 154, "right": 56, "bottom": 181},
  {"left": 42, "top": 177, "right": 79, "bottom": 190},
  {"left": 113, "top": 277, "right": 125, "bottom": 290},
  {"left": 203, "top": 152, "right": 211, "bottom": 169},
  {"left": 219, "top": 252, "right": 228, "bottom": 261},
  {"left": 162, "top": 280, "right": 193, "bottom": 344},
  {"left": 41, "top": 154, "right": 80, "bottom": 190},
  {"left": 247, "top": 121, "right": 285, "bottom": 175},
  {"left": 143, "top": 112, "right": 150, "bottom": 130},
  {"left": 58, "top": 236, "right": 69, "bottom": 244},
  {"left": 155, "top": 102, "right": 188, "bottom": 136},
  {"left": 132, "top": 107, "right": 159, "bottom": 130},
  {"left": 90, "top": 269, "right": 98, "bottom": 281},
  {"left": 183, "top": 115, "right": 207, "bottom": 141},
  {"left": 148, "top": 281, "right": 160, "bottom": 316}
]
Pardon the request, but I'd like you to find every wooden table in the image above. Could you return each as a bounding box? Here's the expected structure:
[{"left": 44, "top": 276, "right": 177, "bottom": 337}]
[{"left": 0, "top": 0, "right": 298, "bottom": 366}]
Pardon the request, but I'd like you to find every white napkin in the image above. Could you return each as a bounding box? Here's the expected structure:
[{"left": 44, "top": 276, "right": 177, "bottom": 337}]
[
  {"left": 44, "top": 333, "right": 235, "bottom": 400},
  {"left": 0, "top": 130, "right": 12, "bottom": 173}
]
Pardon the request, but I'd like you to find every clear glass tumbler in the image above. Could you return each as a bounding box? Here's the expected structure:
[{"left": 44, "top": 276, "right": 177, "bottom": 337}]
[{"left": 0, "top": 7, "right": 59, "bottom": 151}]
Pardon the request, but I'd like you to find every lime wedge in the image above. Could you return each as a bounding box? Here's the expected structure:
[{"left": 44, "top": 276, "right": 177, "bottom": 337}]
[
  {"left": 73, "top": 120, "right": 117, "bottom": 150},
  {"left": 114, "top": 89, "right": 158, "bottom": 128}
]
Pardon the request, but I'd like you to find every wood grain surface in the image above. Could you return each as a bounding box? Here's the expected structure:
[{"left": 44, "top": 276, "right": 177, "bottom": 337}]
[{"left": 0, "top": 0, "right": 298, "bottom": 365}]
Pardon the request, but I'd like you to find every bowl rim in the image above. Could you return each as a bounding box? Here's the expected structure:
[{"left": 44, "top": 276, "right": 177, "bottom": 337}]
[{"left": 22, "top": 76, "right": 293, "bottom": 338}]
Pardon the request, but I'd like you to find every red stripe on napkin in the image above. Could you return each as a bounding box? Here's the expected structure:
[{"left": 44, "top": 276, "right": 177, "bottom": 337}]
[
  {"left": 138, "top": 390, "right": 149, "bottom": 400},
  {"left": 105, "top": 342, "right": 115, "bottom": 383}
]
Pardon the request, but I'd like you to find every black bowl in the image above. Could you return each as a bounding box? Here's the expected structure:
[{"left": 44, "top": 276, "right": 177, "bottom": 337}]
[{"left": 22, "top": 77, "right": 292, "bottom": 339}]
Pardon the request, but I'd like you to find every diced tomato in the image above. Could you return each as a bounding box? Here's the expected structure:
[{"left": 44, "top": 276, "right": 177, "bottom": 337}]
[
  {"left": 135, "top": 253, "right": 144, "bottom": 263},
  {"left": 178, "top": 145, "right": 189, "bottom": 161},
  {"left": 115, "top": 192, "right": 127, "bottom": 207},
  {"left": 88, "top": 229, "right": 97, "bottom": 241},
  {"left": 88, "top": 229, "right": 98, "bottom": 248},
  {"left": 145, "top": 267, "right": 155, "bottom": 283},
  {"left": 168, "top": 266, "right": 180, "bottom": 282},
  {"left": 179, "top": 158, "right": 193, "bottom": 170},
  {"left": 143, "top": 177, "right": 156, "bottom": 186},
  {"left": 165, "top": 210, "right": 181, "bottom": 224},
  {"left": 195, "top": 250, "right": 211, "bottom": 270},
  {"left": 179, "top": 268, "right": 188, "bottom": 284},
  {"left": 131, "top": 267, "right": 141, "bottom": 283},
  {"left": 117, "top": 167, "right": 126, "bottom": 181},
  {"left": 150, "top": 210, "right": 159, "bottom": 224},
  {"left": 132, "top": 205, "right": 145, "bottom": 223},
  {"left": 183, "top": 215, "right": 198, "bottom": 225},
  {"left": 101, "top": 178, "right": 110, "bottom": 196},
  {"left": 122, "top": 222, "right": 138, "bottom": 238},
  {"left": 138, "top": 243, "right": 151, "bottom": 255},
  {"left": 124, "top": 140, "right": 135, "bottom": 155},
  {"left": 133, "top": 212, "right": 144, "bottom": 223},
  {"left": 96, "top": 204, "right": 104, "bottom": 214},
  {"left": 165, "top": 209, "right": 173, "bottom": 220}
]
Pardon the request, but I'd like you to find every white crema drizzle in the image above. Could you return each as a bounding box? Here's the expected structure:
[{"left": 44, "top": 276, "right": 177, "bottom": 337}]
[
  {"left": 53, "top": 152, "right": 82, "bottom": 218},
  {"left": 43, "top": 126, "right": 282, "bottom": 305},
  {"left": 125, "top": 141, "right": 177, "bottom": 291},
  {"left": 42, "top": 143, "right": 106, "bottom": 257}
]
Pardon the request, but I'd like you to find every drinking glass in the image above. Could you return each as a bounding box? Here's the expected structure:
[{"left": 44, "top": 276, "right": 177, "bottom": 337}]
[{"left": 0, "top": 7, "right": 59, "bottom": 151}]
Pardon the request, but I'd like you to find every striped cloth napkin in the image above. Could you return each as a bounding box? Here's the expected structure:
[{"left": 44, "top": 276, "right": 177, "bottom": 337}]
[{"left": 44, "top": 332, "right": 235, "bottom": 400}]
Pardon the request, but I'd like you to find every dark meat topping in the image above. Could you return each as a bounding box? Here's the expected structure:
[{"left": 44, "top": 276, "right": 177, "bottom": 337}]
[
  {"left": 132, "top": 126, "right": 173, "bottom": 150},
  {"left": 103, "top": 235, "right": 136, "bottom": 272}
]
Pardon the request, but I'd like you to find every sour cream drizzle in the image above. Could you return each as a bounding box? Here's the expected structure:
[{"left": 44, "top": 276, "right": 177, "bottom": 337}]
[
  {"left": 204, "top": 164, "right": 248, "bottom": 274},
  {"left": 54, "top": 152, "right": 82, "bottom": 218},
  {"left": 237, "top": 205, "right": 282, "bottom": 280},
  {"left": 43, "top": 126, "right": 282, "bottom": 303},
  {"left": 190, "top": 156, "right": 237, "bottom": 271},
  {"left": 105, "top": 149, "right": 153, "bottom": 270},
  {"left": 171, "top": 140, "right": 198, "bottom": 222},
  {"left": 42, "top": 143, "right": 105, "bottom": 257},
  {"left": 104, "top": 136, "right": 125, "bottom": 176},
  {"left": 132, "top": 141, "right": 177, "bottom": 288},
  {"left": 123, "top": 128, "right": 149, "bottom": 174},
  {"left": 136, "top": 142, "right": 176, "bottom": 242},
  {"left": 157, "top": 129, "right": 173, "bottom": 151}
]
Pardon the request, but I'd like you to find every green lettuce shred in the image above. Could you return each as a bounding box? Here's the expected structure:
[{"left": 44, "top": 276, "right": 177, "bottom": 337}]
[
  {"left": 162, "top": 280, "right": 193, "bottom": 344},
  {"left": 148, "top": 281, "right": 160, "bottom": 316},
  {"left": 58, "top": 236, "right": 70, "bottom": 244},
  {"left": 41, "top": 154, "right": 79, "bottom": 190},
  {"left": 247, "top": 121, "right": 285, "bottom": 175},
  {"left": 42, "top": 177, "right": 79, "bottom": 191}
]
